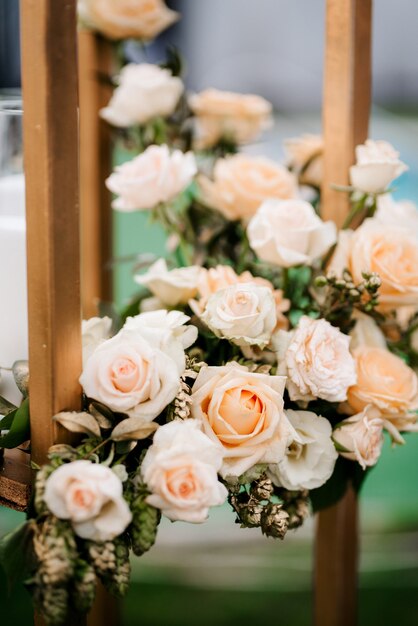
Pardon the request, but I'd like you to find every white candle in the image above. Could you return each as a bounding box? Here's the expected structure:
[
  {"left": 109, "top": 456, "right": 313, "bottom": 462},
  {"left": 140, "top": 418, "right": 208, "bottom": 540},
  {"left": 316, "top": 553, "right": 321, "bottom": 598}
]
[{"left": 0, "top": 173, "right": 28, "bottom": 406}]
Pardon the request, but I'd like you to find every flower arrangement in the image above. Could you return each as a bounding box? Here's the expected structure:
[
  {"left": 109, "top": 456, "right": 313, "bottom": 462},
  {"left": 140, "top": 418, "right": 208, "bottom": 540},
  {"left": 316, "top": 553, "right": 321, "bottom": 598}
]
[{"left": 1, "top": 2, "right": 418, "bottom": 625}]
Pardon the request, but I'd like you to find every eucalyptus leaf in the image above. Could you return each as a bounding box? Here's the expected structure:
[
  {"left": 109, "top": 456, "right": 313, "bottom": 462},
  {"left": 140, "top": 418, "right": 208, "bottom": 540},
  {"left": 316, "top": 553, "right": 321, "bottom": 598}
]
[
  {"left": 0, "top": 521, "right": 34, "bottom": 592},
  {"left": 89, "top": 403, "right": 114, "bottom": 430},
  {"left": 53, "top": 411, "right": 101, "bottom": 438},
  {"left": 12, "top": 360, "right": 29, "bottom": 398},
  {"left": 111, "top": 417, "right": 158, "bottom": 442},
  {"left": 0, "top": 398, "right": 30, "bottom": 448}
]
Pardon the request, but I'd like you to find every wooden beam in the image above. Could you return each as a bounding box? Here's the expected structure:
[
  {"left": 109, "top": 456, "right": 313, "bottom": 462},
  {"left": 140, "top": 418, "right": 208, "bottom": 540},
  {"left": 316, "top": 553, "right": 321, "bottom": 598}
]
[
  {"left": 78, "top": 30, "right": 114, "bottom": 318},
  {"left": 314, "top": 485, "right": 359, "bottom": 626},
  {"left": 321, "top": 0, "right": 372, "bottom": 228},
  {"left": 20, "top": 0, "right": 82, "bottom": 468},
  {"left": 316, "top": 1, "right": 372, "bottom": 625}
]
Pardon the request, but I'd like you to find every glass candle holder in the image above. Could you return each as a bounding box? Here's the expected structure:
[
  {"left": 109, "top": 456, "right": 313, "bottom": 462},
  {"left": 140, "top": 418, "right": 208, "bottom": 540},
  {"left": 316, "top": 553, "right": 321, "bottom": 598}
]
[{"left": 0, "top": 96, "right": 28, "bottom": 405}]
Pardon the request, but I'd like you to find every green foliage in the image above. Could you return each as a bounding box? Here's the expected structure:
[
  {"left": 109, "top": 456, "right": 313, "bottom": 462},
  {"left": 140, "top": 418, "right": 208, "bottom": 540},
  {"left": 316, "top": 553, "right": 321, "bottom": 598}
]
[
  {"left": 128, "top": 484, "right": 161, "bottom": 557},
  {"left": 0, "top": 398, "right": 30, "bottom": 448},
  {"left": 0, "top": 521, "right": 34, "bottom": 592}
]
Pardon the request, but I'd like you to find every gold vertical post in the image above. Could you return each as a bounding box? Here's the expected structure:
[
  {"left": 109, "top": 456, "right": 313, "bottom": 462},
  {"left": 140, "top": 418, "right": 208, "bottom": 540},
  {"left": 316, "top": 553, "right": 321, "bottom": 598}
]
[
  {"left": 20, "top": 0, "right": 84, "bottom": 624},
  {"left": 78, "top": 30, "right": 114, "bottom": 318},
  {"left": 321, "top": 0, "right": 372, "bottom": 228},
  {"left": 315, "top": 1, "right": 372, "bottom": 625}
]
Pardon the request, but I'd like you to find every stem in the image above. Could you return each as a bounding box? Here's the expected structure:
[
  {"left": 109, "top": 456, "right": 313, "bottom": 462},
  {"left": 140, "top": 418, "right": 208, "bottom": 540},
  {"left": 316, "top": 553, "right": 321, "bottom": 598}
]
[
  {"left": 341, "top": 194, "right": 367, "bottom": 229},
  {"left": 81, "top": 438, "right": 111, "bottom": 460}
]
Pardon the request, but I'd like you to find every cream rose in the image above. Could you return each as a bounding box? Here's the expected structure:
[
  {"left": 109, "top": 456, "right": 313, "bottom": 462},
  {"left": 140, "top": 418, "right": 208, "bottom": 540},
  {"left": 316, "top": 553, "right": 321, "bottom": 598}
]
[
  {"left": 106, "top": 144, "right": 197, "bottom": 212},
  {"left": 284, "top": 134, "right": 323, "bottom": 187},
  {"left": 78, "top": 0, "right": 179, "bottom": 41},
  {"left": 333, "top": 406, "right": 385, "bottom": 470},
  {"left": 268, "top": 410, "right": 338, "bottom": 490},
  {"left": 141, "top": 420, "right": 227, "bottom": 523},
  {"left": 189, "top": 88, "right": 272, "bottom": 149},
  {"left": 190, "top": 362, "right": 294, "bottom": 477},
  {"left": 44, "top": 460, "right": 132, "bottom": 541},
  {"left": 375, "top": 195, "right": 418, "bottom": 234},
  {"left": 347, "top": 346, "right": 418, "bottom": 423},
  {"left": 82, "top": 316, "right": 112, "bottom": 363},
  {"left": 191, "top": 265, "right": 289, "bottom": 330},
  {"left": 247, "top": 199, "right": 337, "bottom": 268},
  {"left": 134, "top": 259, "right": 202, "bottom": 306},
  {"left": 198, "top": 154, "right": 297, "bottom": 221},
  {"left": 100, "top": 64, "right": 183, "bottom": 128},
  {"left": 123, "top": 309, "right": 198, "bottom": 360},
  {"left": 329, "top": 219, "right": 418, "bottom": 311},
  {"left": 200, "top": 282, "right": 277, "bottom": 347},
  {"left": 79, "top": 326, "right": 183, "bottom": 421},
  {"left": 275, "top": 316, "right": 357, "bottom": 403},
  {"left": 349, "top": 139, "right": 408, "bottom": 194}
]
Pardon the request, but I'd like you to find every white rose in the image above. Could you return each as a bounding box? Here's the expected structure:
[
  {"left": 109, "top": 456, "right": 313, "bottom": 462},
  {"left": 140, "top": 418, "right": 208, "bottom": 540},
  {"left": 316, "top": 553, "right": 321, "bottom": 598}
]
[
  {"left": 134, "top": 259, "right": 202, "bottom": 306},
  {"left": 78, "top": 0, "right": 179, "bottom": 41},
  {"left": 188, "top": 88, "right": 272, "bottom": 149},
  {"left": 247, "top": 199, "right": 336, "bottom": 268},
  {"left": 268, "top": 410, "right": 338, "bottom": 490},
  {"left": 106, "top": 144, "right": 197, "bottom": 212},
  {"left": 141, "top": 419, "right": 227, "bottom": 523},
  {"left": 81, "top": 316, "right": 112, "bottom": 363},
  {"left": 190, "top": 362, "right": 295, "bottom": 478},
  {"left": 201, "top": 282, "right": 277, "bottom": 347},
  {"left": 284, "top": 134, "right": 323, "bottom": 187},
  {"left": 333, "top": 406, "right": 385, "bottom": 470},
  {"left": 100, "top": 63, "right": 183, "bottom": 128},
  {"left": 79, "top": 327, "right": 183, "bottom": 420},
  {"left": 124, "top": 309, "right": 198, "bottom": 355},
  {"left": 275, "top": 316, "right": 357, "bottom": 403},
  {"left": 349, "top": 139, "right": 408, "bottom": 194},
  {"left": 44, "top": 460, "right": 132, "bottom": 541},
  {"left": 375, "top": 195, "right": 418, "bottom": 234}
]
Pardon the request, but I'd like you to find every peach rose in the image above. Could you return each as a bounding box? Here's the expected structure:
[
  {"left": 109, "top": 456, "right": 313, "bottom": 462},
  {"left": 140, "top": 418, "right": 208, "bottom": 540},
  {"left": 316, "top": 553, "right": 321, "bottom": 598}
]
[
  {"left": 190, "top": 362, "right": 294, "bottom": 477},
  {"left": 375, "top": 195, "right": 418, "bottom": 234},
  {"left": 44, "top": 460, "right": 132, "bottom": 541},
  {"left": 347, "top": 346, "right": 418, "bottom": 424},
  {"left": 200, "top": 282, "right": 277, "bottom": 347},
  {"left": 247, "top": 199, "right": 337, "bottom": 268},
  {"left": 141, "top": 420, "right": 227, "bottom": 523},
  {"left": 135, "top": 259, "right": 202, "bottom": 306},
  {"left": 198, "top": 154, "right": 297, "bottom": 221},
  {"left": 284, "top": 134, "right": 323, "bottom": 187},
  {"left": 268, "top": 409, "right": 338, "bottom": 490},
  {"left": 329, "top": 219, "right": 418, "bottom": 311},
  {"left": 189, "top": 88, "right": 272, "bottom": 149},
  {"left": 78, "top": 0, "right": 179, "bottom": 41},
  {"left": 349, "top": 139, "right": 408, "bottom": 194},
  {"left": 106, "top": 144, "right": 197, "bottom": 211},
  {"left": 100, "top": 63, "right": 183, "bottom": 128},
  {"left": 275, "top": 316, "right": 357, "bottom": 403},
  {"left": 333, "top": 406, "right": 385, "bottom": 470}
]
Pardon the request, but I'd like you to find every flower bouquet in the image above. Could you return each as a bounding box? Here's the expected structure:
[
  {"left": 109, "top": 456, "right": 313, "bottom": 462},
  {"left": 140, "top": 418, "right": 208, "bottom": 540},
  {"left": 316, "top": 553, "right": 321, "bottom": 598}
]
[{"left": 1, "top": 2, "right": 417, "bottom": 624}]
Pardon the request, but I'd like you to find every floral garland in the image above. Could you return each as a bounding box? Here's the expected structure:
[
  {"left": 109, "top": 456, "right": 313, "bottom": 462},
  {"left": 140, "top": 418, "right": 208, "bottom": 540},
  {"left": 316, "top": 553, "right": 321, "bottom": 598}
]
[{"left": 1, "top": 1, "right": 418, "bottom": 624}]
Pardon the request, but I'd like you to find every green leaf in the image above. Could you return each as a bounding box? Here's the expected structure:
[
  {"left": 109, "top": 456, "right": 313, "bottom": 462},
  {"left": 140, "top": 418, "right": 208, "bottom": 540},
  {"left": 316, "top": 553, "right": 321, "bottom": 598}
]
[
  {"left": 0, "top": 521, "right": 34, "bottom": 592},
  {"left": 0, "top": 398, "right": 30, "bottom": 448},
  {"left": 0, "top": 396, "right": 18, "bottom": 416}
]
